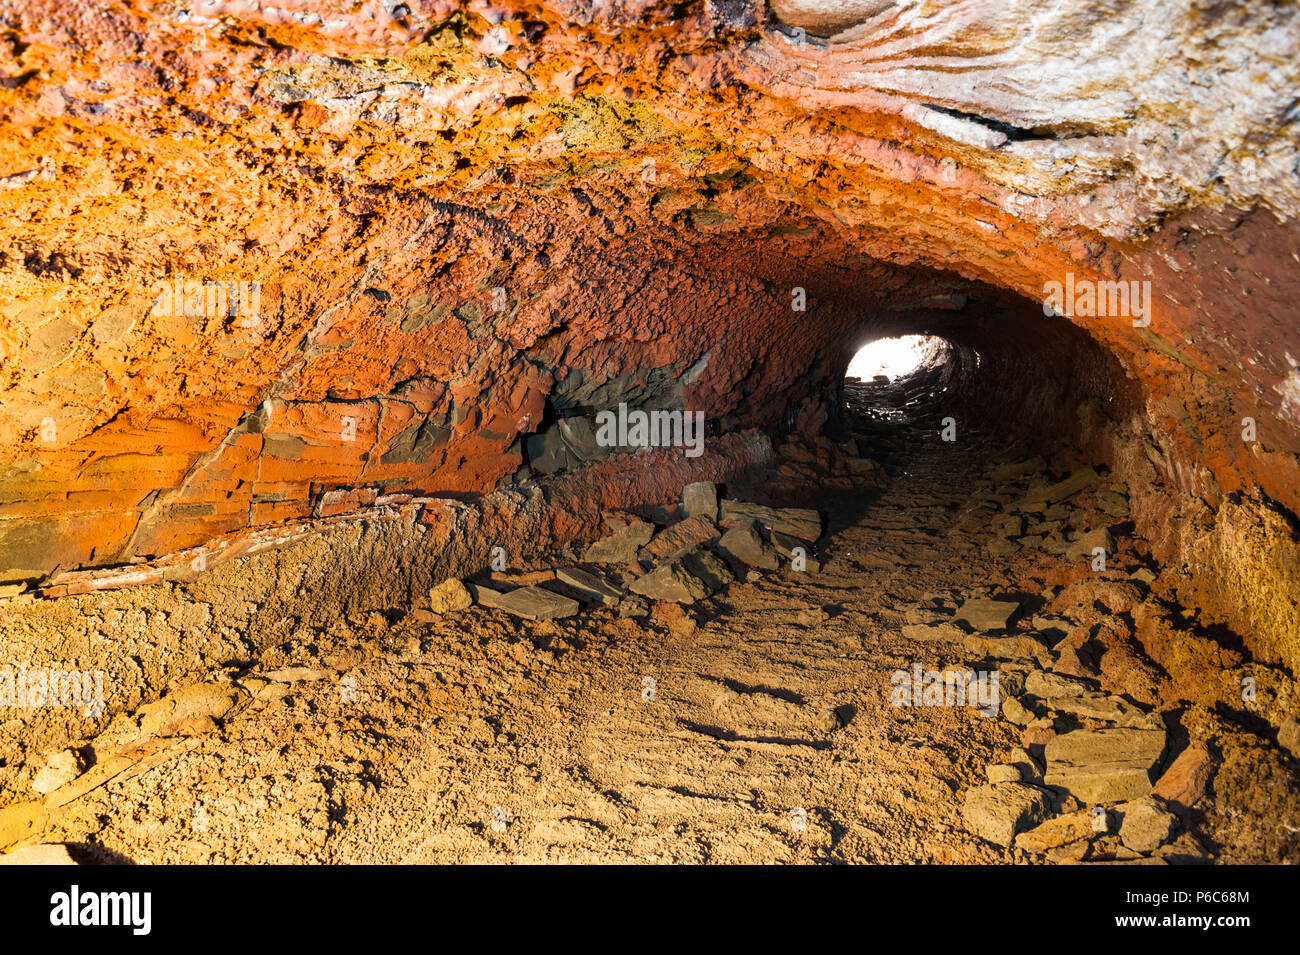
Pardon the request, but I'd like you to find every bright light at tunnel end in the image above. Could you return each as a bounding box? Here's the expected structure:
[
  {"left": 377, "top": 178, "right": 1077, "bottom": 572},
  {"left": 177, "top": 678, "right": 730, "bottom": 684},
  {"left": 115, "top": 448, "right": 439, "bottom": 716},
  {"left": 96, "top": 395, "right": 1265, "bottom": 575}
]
[{"left": 846, "top": 334, "right": 949, "bottom": 382}]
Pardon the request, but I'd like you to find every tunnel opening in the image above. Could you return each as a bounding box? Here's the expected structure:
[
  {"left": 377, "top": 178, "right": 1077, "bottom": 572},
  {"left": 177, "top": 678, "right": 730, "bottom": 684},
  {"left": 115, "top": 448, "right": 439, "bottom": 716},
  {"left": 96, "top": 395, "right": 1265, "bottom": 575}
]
[
  {"left": 846, "top": 334, "right": 953, "bottom": 384},
  {"left": 824, "top": 288, "right": 1135, "bottom": 489},
  {"left": 841, "top": 333, "right": 963, "bottom": 433}
]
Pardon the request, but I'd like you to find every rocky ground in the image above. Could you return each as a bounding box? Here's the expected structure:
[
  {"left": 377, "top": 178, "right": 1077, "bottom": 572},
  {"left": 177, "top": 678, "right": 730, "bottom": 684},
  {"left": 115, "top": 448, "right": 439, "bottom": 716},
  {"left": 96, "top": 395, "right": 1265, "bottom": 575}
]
[{"left": 3, "top": 381, "right": 1298, "bottom": 865}]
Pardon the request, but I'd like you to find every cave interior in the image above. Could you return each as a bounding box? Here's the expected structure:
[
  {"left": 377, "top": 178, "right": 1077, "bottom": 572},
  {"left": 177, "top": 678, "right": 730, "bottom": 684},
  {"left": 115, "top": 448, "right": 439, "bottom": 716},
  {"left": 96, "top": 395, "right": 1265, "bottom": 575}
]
[{"left": 0, "top": 0, "right": 1298, "bottom": 864}]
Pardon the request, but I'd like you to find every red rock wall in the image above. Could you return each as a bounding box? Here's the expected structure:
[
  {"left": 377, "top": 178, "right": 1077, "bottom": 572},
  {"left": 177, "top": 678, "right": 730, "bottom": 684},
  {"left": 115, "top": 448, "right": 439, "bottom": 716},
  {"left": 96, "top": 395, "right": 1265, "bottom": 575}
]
[{"left": 1, "top": 0, "right": 1298, "bottom": 664}]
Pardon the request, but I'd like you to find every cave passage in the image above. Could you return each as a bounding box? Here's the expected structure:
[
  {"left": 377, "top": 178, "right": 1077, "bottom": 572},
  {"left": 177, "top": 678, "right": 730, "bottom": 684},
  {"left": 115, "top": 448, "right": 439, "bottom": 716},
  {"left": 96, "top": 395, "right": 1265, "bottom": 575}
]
[
  {"left": 2, "top": 0, "right": 1298, "bottom": 870},
  {"left": 5, "top": 262, "right": 1293, "bottom": 866}
]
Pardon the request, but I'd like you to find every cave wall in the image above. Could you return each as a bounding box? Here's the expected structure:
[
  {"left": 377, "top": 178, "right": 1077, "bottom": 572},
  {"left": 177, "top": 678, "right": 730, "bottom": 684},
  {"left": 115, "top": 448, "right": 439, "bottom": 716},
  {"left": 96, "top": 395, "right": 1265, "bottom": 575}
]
[
  {"left": 1, "top": 202, "right": 956, "bottom": 582},
  {"left": 1, "top": 0, "right": 1298, "bottom": 666}
]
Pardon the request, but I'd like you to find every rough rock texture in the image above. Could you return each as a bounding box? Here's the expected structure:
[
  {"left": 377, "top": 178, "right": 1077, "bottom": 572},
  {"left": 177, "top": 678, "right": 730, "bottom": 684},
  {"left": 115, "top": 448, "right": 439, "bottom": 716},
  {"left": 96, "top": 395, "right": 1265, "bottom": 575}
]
[
  {"left": 1119, "top": 796, "right": 1178, "bottom": 854},
  {"left": 0, "top": 399, "right": 1295, "bottom": 863},
  {"left": 0, "top": 0, "right": 1298, "bottom": 865},
  {"left": 0, "top": 434, "right": 771, "bottom": 776},
  {"left": 1043, "top": 726, "right": 1166, "bottom": 803},
  {"left": 961, "top": 782, "right": 1052, "bottom": 847},
  {"left": 0, "top": 0, "right": 1297, "bottom": 679},
  {"left": 428, "top": 577, "right": 473, "bottom": 613}
]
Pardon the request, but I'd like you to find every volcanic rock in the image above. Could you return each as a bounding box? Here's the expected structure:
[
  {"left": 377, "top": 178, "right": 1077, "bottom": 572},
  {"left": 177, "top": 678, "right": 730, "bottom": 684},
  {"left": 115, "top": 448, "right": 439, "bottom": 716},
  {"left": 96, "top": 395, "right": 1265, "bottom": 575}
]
[
  {"left": 681, "top": 482, "right": 719, "bottom": 522},
  {"left": 1119, "top": 796, "right": 1178, "bottom": 853},
  {"left": 617, "top": 595, "right": 650, "bottom": 618},
  {"left": 714, "top": 519, "right": 780, "bottom": 571},
  {"left": 961, "top": 783, "right": 1053, "bottom": 847},
  {"left": 1066, "top": 527, "right": 1117, "bottom": 562},
  {"left": 1021, "top": 468, "right": 1100, "bottom": 508},
  {"left": 1014, "top": 810, "right": 1099, "bottom": 853},
  {"left": 963, "top": 632, "right": 1048, "bottom": 661},
  {"left": 584, "top": 517, "right": 655, "bottom": 564},
  {"left": 468, "top": 583, "right": 507, "bottom": 610},
  {"left": 428, "top": 578, "right": 473, "bottom": 614},
  {"left": 986, "top": 764, "right": 1023, "bottom": 784},
  {"left": 1000, "top": 697, "right": 1036, "bottom": 726},
  {"left": 1043, "top": 727, "right": 1167, "bottom": 803},
  {"left": 640, "top": 516, "right": 721, "bottom": 564},
  {"left": 1151, "top": 742, "right": 1218, "bottom": 814},
  {"left": 953, "top": 598, "right": 1020, "bottom": 631},
  {"left": 770, "top": 531, "right": 822, "bottom": 571},
  {"left": 555, "top": 567, "right": 625, "bottom": 606},
  {"left": 491, "top": 586, "right": 580, "bottom": 621},
  {"left": 1025, "top": 670, "right": 1096, "bottom": 698},
  {"left": 719, "top": 501, "right": 821, "bottom": 542},
  {"left": 629, "top": 548, "right": 733, "bottom": 604}
]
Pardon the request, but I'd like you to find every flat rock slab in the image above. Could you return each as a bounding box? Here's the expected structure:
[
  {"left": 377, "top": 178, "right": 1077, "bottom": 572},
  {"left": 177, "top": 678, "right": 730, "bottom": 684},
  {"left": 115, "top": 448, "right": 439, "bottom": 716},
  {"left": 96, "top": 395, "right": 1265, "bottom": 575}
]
[
  {"left": 715, "top": 519, "right": 779, "bottom": 570},
  {"left": 681, "top": 481, "right": 718, "bottom": 522},
  {"left": 719, "top": 500, "right": 821, "bottom": 542},
  {"left": 555, "top": 567, "right": 624, "bottom": 606},
  {"left": 629, "top": 561, "right": 709, "bottom": 604},
  {"left": 1021, "top": 467, "right": 1100, "bottom": 507},
  {"left": 990, "top": 456, "right": 1047, "bottom": 482},
  {"left": 629, "top": 549, "right": 732, "bottom": 604},
  {"left": 491, "top": 586, "right": 580, "bottom": 621},
  {"left": 1014, "top": 811, "right": 1098, "bottom": 853},
  {"left": 583, "top": 517, "right": 654, "bottom": 564},
  {"left": 1044, "top": 727, "right": 1166, "bottom": 803},
  {"left": 961, "top": 783, "right": 1053, "bottom": 847},
  {"left": 953, "top": 598, "right": 1020, "bottom": 631},
  {"left": 1044, "top": 692, "right": 1155, "bottom": 727},
  {"left": 962, "top": 632, "right": 1046, "bottom": 660},
  {"left": 468, "top": 583, "right": 507, "bottom": 609},
  {"left": 1025, "top": 670, "right": 1096, "bottom": 698},
  {"left": 640, "top": 515, "right": 719, "bottom": 563}
]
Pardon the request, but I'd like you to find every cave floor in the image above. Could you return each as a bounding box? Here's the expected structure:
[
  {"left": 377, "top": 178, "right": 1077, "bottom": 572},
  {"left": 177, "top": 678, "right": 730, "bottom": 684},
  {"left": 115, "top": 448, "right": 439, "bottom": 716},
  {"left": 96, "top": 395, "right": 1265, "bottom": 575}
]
[{"left": 31, "top": 436, "right": 1299, "bottom": 864}]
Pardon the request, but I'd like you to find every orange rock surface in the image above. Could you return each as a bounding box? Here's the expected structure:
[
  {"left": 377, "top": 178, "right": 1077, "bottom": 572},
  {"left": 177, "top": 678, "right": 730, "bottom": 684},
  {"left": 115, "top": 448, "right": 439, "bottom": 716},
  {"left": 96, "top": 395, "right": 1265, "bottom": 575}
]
[{"left": 1, "top": 0, "right": 1298, "bottom": 665}]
